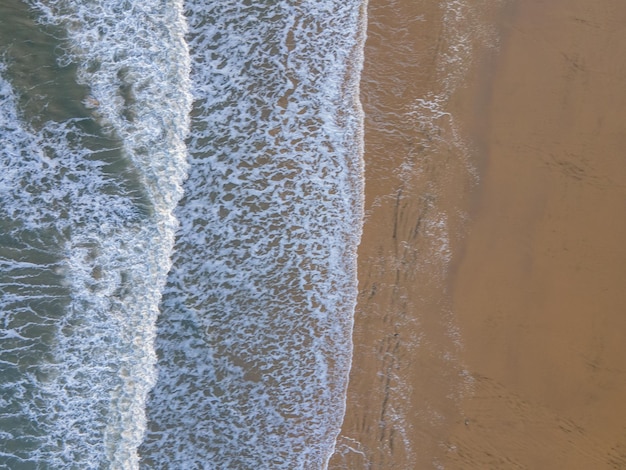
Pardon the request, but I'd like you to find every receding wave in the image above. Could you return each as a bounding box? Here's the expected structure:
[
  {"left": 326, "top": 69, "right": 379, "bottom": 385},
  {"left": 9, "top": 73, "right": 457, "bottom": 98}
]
[{"left": 139, "top": 1, "right": 366, "bottom": 468}]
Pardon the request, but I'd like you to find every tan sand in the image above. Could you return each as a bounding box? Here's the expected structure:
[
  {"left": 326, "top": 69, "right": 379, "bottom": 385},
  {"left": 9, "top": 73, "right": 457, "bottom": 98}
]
[
  {"left": 331, "top": 0, "right": 626, "bottom": 468},
  {"left": 330, "top": 1, "right": 502, "bottom": 468},
  {"left": 445, "top": 1, "right": 626, "bottom": 468}
]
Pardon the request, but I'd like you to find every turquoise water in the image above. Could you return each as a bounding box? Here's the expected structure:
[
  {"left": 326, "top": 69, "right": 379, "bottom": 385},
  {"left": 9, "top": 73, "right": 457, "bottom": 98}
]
[{"left": 0, "top": 1, "right": 365, "bottom": 468}]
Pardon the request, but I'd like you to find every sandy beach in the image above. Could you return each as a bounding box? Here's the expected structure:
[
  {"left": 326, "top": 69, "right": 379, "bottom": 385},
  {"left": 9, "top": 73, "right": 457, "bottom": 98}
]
[
  {"left": 330, "top": 1, "right": 501, "bottom": 468},
  {"left": 331, "top": 0, "right": 626, "bottom": 468}
]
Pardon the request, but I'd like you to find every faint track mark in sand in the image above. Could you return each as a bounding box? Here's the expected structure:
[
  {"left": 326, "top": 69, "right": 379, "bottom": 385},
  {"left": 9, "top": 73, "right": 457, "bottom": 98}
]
[{"left": 444, "top": 374, "right": 626, "bottom": 469}]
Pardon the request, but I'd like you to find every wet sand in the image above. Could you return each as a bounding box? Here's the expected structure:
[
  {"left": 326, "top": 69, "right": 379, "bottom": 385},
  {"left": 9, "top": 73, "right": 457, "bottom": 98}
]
[
  {"left": 332, "top": 0, "right": 626, "bottom": 468},
  {"left": 330, "top": 1, "right": 500, "bottom": 468}
]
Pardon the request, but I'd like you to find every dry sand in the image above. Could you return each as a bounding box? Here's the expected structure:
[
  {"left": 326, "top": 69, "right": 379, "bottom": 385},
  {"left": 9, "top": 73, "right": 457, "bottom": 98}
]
[
  {"left": 445, "top": 1, "right": 626, "bottom": 468},
  {"left": 331, "top": 0, "right": 626, "bottom": 468}
]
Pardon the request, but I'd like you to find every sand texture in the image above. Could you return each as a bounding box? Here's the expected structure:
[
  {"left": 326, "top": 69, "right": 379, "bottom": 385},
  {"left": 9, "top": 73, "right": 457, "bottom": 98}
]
[
  {"left": 330, "top": 0, "right": 501, "bottom": 468},
  {"left": 446, "top": 1, "right": 626, "bottom": 468},
  {"left": 331, "top": 0, "right": 626, "bottom": 468}
]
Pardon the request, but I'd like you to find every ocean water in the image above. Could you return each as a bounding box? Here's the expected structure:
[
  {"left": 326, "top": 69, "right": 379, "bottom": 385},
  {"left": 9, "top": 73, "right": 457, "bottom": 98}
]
[{"left": 0, "top": 0, "right": 365, "bottom": 469}]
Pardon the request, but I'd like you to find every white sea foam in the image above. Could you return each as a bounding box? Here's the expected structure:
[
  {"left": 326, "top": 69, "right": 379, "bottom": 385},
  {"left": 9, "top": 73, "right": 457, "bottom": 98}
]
[
  {"left": 2, "top": 0, "right": 366, "bottom": 466},
  {"left": 0, "top": 64, "right": 142, "bottom": 468},
  {"left": 139, "top": 1, "right": 366, "bottom": 468},
  {"left": 1, "top": 0, "right": 192, "bottom": 467}
]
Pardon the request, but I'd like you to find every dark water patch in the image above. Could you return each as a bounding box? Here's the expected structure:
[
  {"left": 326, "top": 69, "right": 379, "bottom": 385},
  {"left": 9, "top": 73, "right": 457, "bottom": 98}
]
[
  {"left": 0, "top": 0, "right": 152, "bottom": 216},
  {"left": 0, "top": 245, "right": 68, "bottom": 466},
  {"left": 0, "top": 0, "right": 88, "bottom": 126}
]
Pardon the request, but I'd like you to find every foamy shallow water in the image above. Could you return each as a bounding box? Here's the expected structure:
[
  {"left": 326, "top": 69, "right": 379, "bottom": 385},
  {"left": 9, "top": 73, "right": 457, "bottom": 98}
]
[
  {"left": 139, "top": 1, "right": 366, "bottom": 468},
  {"left": 0, "top": 0, "right": 365, "bottom": 468}
]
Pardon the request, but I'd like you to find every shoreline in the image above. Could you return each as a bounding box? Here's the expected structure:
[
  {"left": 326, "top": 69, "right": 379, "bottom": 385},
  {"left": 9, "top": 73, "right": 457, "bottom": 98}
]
[
  {"left": 330, "top": 1, "right": 505, "bottom": 468},
  {"left": 332, "top": 0, "right": 626, "bottom": 468}
]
